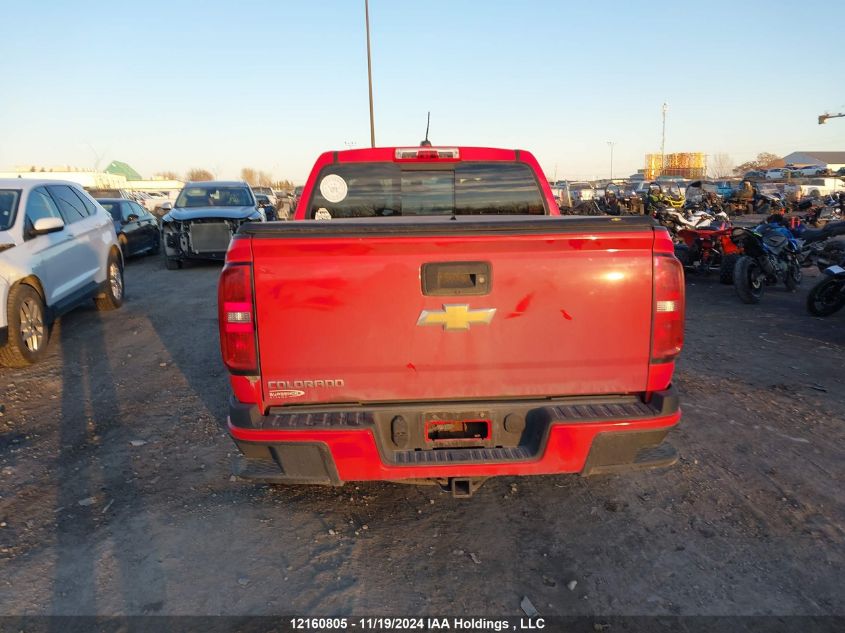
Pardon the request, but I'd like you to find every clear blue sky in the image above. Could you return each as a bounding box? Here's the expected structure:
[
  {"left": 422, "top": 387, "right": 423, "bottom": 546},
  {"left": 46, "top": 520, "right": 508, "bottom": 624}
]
[{"left": 2, "top": 0, "right": 844, "bottom": 183}]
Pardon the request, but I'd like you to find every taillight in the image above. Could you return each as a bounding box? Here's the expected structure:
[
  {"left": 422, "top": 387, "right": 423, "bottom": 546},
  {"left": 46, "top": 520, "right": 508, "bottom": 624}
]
[
  {"left": 218, "top": 263, "right": 257, "bottom": 374},
  {"left": 651, "top": 254, "right": 685, "bottom": 363},
  {"left": 394, "top": 147, "right": 460, "bottom": 161}
]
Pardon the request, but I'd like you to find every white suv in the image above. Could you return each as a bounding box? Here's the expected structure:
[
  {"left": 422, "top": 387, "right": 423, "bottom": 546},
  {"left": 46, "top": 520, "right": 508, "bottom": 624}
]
[{"left": 0, "top": 179, "right": 124, "bottom": 366}]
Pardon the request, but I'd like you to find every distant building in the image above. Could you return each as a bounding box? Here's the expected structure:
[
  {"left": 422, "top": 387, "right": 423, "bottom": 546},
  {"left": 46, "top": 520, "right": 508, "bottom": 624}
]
[
  {"left": 644, "top": 153, "right": 706, "bottom": 180},
  {"left": 0, "top": 169, "right": 125, "bottom": 188},
  {"left": 782, "top": 151, "right": 845, "bottom": 172},
  {"left": 0, "top": 167, "right": 183, "bottom": 194},
  {"left": 104, "top": 160, "right": 143, "bottom": 181},
  {"left": 125, "top": 179, "right": 184, "bottom": 194}
]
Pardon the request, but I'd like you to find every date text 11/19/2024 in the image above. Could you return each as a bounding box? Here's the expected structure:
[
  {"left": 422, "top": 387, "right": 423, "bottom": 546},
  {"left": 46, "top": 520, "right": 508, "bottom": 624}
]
[{"left": 290, "top": 617, "right": 546, "bottom": 631}]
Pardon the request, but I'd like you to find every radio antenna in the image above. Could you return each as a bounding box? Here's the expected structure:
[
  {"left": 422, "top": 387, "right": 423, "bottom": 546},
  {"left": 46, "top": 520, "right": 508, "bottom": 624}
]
[{"left": 421, "top": 112, "right": 431, "bottom": 147}]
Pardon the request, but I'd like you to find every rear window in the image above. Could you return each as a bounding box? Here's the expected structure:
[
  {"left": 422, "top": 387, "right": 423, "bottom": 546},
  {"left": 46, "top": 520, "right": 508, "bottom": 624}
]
[
  {"left": 100, "top": 201, "right": 121, "bottom": 221},
  {"left": 48, "top": 185, "right": 91, "bottom": 224},
  {"left": 71, "top": 187, "right": 99, "bottom": 216},
  {"left": 176, "top": 186, "right": 253, "bottom": 208},
  {"left": 306, "top": 162, "right": 545, "bottom": 219}
]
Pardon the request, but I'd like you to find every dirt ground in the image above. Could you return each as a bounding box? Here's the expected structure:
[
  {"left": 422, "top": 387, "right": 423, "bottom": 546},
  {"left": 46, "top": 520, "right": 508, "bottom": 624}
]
[{"left": 0, "top": 252, "right": 842, "bottom": 618}]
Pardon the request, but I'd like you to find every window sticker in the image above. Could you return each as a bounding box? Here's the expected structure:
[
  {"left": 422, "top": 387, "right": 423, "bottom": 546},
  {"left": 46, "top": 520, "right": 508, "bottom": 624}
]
[
  {"left": 319, "top": 174, "right": 348, "bottom": 203},
  {"left": 315, "top": 207, "right": 332, "bottom": 220}
]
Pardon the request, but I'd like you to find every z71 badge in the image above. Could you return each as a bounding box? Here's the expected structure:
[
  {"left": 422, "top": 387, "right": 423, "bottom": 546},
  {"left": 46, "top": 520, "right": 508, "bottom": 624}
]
[{"left": 268, "top": 388, "right": 305, "bottom": 399}]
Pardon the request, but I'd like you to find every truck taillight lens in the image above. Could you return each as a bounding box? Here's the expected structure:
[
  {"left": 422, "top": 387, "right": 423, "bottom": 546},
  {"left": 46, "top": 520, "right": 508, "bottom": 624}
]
[
  {"left": 651, "top": 254, "right": 685, "bottom": 363},
  {"left": 394, "top": 147, "right": 460, "bottom": 160},
  {"left": 218, "top": 263, "right": 257, "bottom": 374}
]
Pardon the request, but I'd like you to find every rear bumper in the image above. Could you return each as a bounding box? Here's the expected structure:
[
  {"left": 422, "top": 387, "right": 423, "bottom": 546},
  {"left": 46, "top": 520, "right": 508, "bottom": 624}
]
[{"left": 227, "top": 388, "right": 681, "bottom": 485}]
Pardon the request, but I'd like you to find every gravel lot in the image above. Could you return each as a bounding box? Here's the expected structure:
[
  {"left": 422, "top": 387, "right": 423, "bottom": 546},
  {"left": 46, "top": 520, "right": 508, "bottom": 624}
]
[{"left": 0, "top": 252, "right": 842, "bottom": 618}]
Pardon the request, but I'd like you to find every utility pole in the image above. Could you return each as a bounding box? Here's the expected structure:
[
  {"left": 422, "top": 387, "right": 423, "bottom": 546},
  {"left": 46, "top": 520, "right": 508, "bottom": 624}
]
[
  {"left": 660, "top": 102, "right": 668, "bottom": 172},
  {"left": 607, "top": 141, "right": 617, "bottom": 181},
  {"left": 365, "top": 0, "right": 376, "bottom": 148},
  {"left": 818, "top": 112, "right": 845, "bottom": 124}
]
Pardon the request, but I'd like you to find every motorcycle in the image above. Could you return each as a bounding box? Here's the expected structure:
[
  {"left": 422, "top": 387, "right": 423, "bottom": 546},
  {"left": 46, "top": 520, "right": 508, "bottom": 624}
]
[
  {"left": 725, "top": 185, "right": 755, "bottom": 215},
  {"left": 793, "top": 219, "right": 845, "bottom": 271},
  {"left": 674, "top": 221, "right": 741, "bottom": 281},
  {"left": 572, "top": 199, "right": 604, "bottom": 216},
  {"left": 729, "top": 223, "right": 803, "bottom": 303},
  {"left": 725, "top": 198, "right": 754, "bottom": 216},
  {"left": 596, "top": 187, "right": 623, "bottom": 216},
  {"left": 656, "top": 204, "right": 728, "bottom": 237},
  {"left": 672, "top": 192, "right": 737, "bottom": 281},
  {"left": 809, "top": 204, "right": 843, "bottom": 228},
  {"left": 815, "top": 239, "right": 845, "bottom": 271},
  {"left": 754, "top": 192, "right": 786, "bottom": 216},
  {"left": 806, "top": 263, "right": 845, "bottom": 317}
]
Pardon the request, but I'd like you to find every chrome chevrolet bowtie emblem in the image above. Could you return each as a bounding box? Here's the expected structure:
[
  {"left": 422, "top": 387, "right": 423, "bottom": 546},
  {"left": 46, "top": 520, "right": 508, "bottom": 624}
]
[{"left": 417, "top": 304, "right": 496, "bottom": 331}]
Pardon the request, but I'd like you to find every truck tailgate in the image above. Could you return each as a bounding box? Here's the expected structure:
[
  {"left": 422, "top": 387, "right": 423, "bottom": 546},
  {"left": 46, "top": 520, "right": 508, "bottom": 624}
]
[{"left": 248, "top": 217, "right": 656, "bottom": 406}]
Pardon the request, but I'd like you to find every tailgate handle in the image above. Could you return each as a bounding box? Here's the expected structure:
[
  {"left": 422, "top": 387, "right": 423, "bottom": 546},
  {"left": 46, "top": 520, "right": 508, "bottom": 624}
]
[{"left": 422, "top": 261, "right": 491, "bottom": 296}]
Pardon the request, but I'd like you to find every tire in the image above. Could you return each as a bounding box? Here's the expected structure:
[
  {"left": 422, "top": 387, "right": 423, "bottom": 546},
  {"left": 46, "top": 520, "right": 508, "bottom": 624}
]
[
  {"left": 806, "top": 276, "right": 845, "bottom": 316},
  {"left": 0, "top": 284, "right": 50, "bottom": 367},
  {"left": 720, "top": 253, "right": 739, "bottom": 284},
  {"left": 733, "top": 256, "right": 765, "bottom": 304},
  {"left": 94, "top": 251, "right": 124, "bottom": 311},
  {"left": 674, "top": 243, "right": 692, "bottom": 268},
  {"left": 165, "top": 256, "right": 182, "bottom": 270},
  {"left": 784, "top": 260, "right": 802, "bottom": 291}
]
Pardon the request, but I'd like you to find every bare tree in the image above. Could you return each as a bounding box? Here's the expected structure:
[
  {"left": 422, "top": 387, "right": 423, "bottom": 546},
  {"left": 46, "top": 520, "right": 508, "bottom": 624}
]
[
  {"left": 240, "top": 168, "right": 258, "bottom": 185},
  {"left": 186, "top": 168, "right": 214, "bottom": 182},
  {"left": 734, "top": 152, "right": 782, "bottom": 175},
  {"left": 154, "top": 171, "right": 180, "bottom": 180},
  {"left": 240, "top": 168, "right": 277, "bottom": 187},
  {"left": 257, "top": 170, "right": 273, "bottom": 187},
  {"left": 708, "top": 153, "right": 734, "bottom": 179}
]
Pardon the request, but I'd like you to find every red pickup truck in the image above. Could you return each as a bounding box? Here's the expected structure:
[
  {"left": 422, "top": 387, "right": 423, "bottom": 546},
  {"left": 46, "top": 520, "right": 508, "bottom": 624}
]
[{"left": 219, "top": 146, "right": 684, "bottom": 496}]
